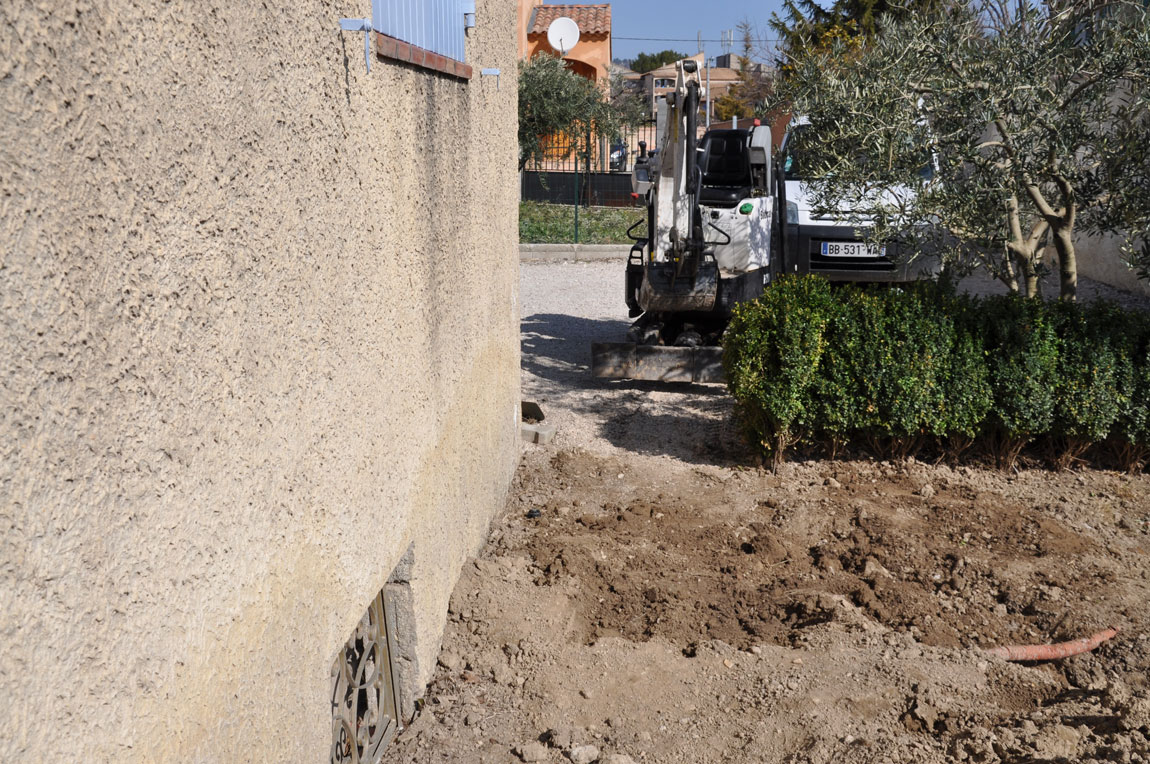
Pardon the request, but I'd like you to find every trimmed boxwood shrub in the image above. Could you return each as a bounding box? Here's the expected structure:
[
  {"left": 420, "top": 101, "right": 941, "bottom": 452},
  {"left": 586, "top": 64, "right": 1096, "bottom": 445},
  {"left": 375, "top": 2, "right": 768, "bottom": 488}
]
[
  {"left": 813, "top": 288, "right": 871, "bottom": 452},
  {"left": 1048, "top": 301, "right": 1124, "bottom": 465},
  {"left": 943, "top": 328, "right": 994, "bottom": 448},
  {"left": 816, "top": 284, "right": 961, "bottom": 455},
  {"left": 724, "top": 275, "right": 837, "bottom": 465},
  {"left": 1099, "top": 302, "right": 1150, "bottom": 470},
  {"left": 722, "top": 275, "right": 1150, "bottom": 469},
  {"left": 977, "top": 296, "right": 1061, "bottom": 466}
]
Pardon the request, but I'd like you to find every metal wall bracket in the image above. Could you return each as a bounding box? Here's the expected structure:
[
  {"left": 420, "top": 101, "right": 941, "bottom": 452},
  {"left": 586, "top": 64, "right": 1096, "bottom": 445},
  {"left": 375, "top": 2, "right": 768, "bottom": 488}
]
[
  {"left": 339, "top": 17, "right": 373, "bottom": 73},
  {"left": 481, "top": 68, "right": 501, "bottom": 90}
]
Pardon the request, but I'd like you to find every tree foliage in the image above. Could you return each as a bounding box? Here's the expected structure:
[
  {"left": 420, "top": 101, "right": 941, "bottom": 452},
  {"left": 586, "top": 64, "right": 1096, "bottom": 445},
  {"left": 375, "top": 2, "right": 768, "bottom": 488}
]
[
  {"left": 769, "top": 0, "right": 1150, "bottom": 299},
  {"left": 1112, "top": 86, "right": 1150, "bottom": 281},
  {"left": 713, "top": 21, "right": 775, "bottom": 121},
  {"left": 631, "top": 49, "right": 687, "bottom": 74},
  {"left": 608, "top": 69, "right": 649, "bottom": 130},
  {"left": 769, "top": 0, "right": 942, "bottom": 60},
  {"left": 518, "top": 54, "right": 636, "bottom": 171}
]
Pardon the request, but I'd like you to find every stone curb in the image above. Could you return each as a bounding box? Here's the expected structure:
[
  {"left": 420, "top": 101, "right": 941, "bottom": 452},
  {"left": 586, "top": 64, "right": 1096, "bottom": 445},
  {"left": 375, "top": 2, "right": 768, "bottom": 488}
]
[{"left": 519, "top": 244, "right": 631, "bottom": 262}]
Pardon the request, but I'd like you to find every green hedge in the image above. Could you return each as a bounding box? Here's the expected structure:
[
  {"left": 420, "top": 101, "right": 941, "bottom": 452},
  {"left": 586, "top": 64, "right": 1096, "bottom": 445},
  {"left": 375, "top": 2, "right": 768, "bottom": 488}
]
[{"left": 722, "top": 275, "right": 1150, "bottom": 470}]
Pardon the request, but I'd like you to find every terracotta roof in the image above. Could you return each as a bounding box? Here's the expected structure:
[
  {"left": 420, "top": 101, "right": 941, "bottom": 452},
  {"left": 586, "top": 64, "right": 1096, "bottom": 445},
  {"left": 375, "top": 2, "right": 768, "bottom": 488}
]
[{"left": 528, "top": 4, "right": 611, "bottom": 36}]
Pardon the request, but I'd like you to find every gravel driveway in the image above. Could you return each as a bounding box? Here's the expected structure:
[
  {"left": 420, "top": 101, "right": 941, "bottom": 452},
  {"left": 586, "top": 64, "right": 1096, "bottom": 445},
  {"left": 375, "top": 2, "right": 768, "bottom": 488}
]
[{"left": 519, "top": 260, "right": 744, "bottom": 466}]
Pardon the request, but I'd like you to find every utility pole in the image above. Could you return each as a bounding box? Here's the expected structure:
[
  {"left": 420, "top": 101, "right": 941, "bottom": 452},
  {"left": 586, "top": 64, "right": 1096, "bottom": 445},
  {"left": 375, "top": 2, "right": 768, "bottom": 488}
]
[
  {"left": 694, "top": 30, "right": 703, "bottom": 130},
  {"left": 699, "top": 32, "right": 709, "bottom": 130}
]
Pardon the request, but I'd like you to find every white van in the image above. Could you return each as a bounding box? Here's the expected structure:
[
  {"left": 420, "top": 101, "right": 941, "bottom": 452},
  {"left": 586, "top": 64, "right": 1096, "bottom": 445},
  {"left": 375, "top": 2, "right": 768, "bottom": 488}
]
[{"left": 777, "top": 118, "right": 935, "bottom": 282}]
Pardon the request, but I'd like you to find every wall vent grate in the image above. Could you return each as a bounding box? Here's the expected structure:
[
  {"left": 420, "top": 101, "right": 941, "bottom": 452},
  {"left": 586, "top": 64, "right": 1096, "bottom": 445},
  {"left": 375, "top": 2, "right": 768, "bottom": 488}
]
[{"left": 331, "top": 589, "right": 403, "bottom": 764}]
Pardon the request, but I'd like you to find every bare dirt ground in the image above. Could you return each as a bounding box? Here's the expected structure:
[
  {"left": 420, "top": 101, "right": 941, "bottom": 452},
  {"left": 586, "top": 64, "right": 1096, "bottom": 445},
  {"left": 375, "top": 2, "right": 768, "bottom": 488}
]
[{"left": 394, "top": 261, "right": 1150, "bottom": 764}]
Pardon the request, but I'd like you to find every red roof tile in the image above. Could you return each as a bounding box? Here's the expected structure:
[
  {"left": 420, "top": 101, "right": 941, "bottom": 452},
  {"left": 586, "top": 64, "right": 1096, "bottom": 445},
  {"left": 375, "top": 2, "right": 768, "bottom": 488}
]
[{"left": 528, "top": 5, "right": 612, "bottom": 36}]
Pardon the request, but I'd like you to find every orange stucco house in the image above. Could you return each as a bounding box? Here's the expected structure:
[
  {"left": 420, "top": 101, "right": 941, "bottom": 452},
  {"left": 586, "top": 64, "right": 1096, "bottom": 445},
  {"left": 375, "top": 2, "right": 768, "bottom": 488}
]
[{"left": 518, "top": 1, "right": 612, "bottom": 83}]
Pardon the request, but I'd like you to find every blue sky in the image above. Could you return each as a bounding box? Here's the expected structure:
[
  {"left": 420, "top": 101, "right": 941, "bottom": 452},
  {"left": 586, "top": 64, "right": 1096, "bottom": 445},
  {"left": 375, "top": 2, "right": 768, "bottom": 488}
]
[{"left": 543, "top": 0, "right": 793, "bottom": 62}]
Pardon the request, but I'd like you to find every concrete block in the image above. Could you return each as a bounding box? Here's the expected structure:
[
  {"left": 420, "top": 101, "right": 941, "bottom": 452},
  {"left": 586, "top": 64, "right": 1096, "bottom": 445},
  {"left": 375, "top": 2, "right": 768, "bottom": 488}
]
[{"left": 520, "top": 422, "right": 556, "bottom": 444}]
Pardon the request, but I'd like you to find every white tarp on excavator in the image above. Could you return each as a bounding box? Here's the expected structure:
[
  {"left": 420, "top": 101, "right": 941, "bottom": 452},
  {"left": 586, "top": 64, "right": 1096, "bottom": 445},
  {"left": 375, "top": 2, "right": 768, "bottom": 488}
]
[{"left": 707, "top": 196, "right": 773, "bottom": 276}]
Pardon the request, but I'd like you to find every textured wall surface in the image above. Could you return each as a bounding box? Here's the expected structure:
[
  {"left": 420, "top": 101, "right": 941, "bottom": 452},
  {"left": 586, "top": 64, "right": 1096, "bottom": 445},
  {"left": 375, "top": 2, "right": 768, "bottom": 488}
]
[{"left": 0, "top": 0, "right": 519, "bottom": 760}]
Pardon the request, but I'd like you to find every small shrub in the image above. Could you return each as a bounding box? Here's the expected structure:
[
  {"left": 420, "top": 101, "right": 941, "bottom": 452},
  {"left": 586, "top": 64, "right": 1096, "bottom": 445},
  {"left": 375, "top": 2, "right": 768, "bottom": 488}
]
[
  {"left": 815, "top": 283, "right": 990, "bottom": 457},
  {"left": 724, "top": 275, "right": 837, "bottom": 466},
  {"left": 819, "top": 286, "right": 952, "bottom": 456},
  {"left": 942, "top": 326, "right": 994, "bottom": 454},
  {"left": 813, "top": 287, "right": 868, "bottom": 453},
  {"left": 1100, "top": 303, "right": 1150, "bottom": 470},
  {"left": 875, "top": 285, "right": 953, "bottom": 446},
  {"left": 978, "top": 296, "right": 1061, "bottom": 467},
  {"left": 1124, "top": 359, "right": 1150, "bottom": 470},
  {"left": 1048, "top": 301, "right": 1124, "bottom": 466}
]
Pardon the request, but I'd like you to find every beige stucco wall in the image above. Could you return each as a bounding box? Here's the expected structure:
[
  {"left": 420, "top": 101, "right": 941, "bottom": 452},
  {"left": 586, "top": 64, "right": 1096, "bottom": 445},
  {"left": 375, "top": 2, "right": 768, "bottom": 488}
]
[{"left": 0, "top": 1, "right": 519, "bottom": 761}]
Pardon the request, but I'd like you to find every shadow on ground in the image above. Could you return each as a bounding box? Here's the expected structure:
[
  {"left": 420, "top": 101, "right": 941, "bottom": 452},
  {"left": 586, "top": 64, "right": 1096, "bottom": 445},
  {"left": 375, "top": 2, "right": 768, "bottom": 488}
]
[
  {"left": 520, "top": 313, "right": 628, "bottom": 390},
  {"left": 521, "top": 313, "right": 753, "bottom": 465}
]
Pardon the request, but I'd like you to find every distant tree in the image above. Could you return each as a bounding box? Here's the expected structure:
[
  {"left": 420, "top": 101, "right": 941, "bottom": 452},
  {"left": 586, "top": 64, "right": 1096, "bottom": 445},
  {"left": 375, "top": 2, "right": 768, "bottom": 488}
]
[
  {"left": 772, "top": 0, "right": 1150, "bottom": 299},
  {"left": 714, "top": 21, "right": 774, "bottom": 121},
  {"left": 631, "top": 49, "right": 687, "bottom": 74},
  {"left": 769, "top": 0, "right": 942, "bottom": 64},
  {"left": 608, "top": 69, "right": 648, "bottom": 128}
]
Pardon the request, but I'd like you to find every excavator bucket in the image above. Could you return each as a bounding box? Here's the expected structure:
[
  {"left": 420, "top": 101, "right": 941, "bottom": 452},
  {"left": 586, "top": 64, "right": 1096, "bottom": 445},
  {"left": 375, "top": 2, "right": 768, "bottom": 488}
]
[{"left": 637, "top": 261, "right": 719, "bottom": 313}]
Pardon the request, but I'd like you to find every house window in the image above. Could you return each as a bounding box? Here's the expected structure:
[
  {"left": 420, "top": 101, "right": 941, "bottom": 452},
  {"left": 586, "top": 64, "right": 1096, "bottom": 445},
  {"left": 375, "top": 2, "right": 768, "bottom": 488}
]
[{"left": 373, "top": 0, "right": 475, "bottom": 78}]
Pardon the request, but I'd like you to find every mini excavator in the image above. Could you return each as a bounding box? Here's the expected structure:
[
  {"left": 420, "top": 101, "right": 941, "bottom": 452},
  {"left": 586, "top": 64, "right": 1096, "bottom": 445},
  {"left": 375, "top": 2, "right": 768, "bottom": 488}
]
[{"left": 591, "top": 59, "right": 927, "bottom": 383}]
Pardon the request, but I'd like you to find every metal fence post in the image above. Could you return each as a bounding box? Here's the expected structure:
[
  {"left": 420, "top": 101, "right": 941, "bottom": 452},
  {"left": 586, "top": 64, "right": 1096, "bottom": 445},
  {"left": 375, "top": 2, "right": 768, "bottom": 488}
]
[{"left": 574, "top": 135, "right": 580, "bottom": 244}]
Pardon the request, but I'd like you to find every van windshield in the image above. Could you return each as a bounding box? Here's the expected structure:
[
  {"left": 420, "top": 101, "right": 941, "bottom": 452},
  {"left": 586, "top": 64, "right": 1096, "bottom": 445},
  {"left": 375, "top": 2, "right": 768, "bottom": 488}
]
[
  {"left": 781, "top": 126, "right": 813, "bottom": 181},
  {"left": 782, "top": 125, "right": 934, "bottom": 182}
]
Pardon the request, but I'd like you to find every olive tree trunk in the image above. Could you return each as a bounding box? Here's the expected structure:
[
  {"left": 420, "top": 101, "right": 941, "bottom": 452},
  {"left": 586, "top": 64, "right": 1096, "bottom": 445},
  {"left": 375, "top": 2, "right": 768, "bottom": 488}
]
[{"left": 1051, "top": 224, "right": 1078, "bottom": 302}]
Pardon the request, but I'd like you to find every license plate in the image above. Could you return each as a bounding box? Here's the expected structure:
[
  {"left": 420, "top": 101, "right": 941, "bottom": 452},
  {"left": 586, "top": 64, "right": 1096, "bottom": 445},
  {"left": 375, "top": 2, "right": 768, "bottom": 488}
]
[{"left": 820, "top": 241, "right": 884, "bottom": 258}]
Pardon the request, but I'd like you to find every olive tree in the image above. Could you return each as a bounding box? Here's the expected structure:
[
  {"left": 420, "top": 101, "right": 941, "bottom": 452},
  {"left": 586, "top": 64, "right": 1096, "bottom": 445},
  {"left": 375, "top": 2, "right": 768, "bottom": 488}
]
[
  {"left": 771, "top": 0, "right": 1150, "bottom": 299},
  {"left": 1112, "top": 87, "right": 1150, "bottom": 281},
  {"left": 714, "top": 22, "right": 775, "bottom": 121},
  {"left": 518, "top": 53, "right": 635, "bottom": 172}
]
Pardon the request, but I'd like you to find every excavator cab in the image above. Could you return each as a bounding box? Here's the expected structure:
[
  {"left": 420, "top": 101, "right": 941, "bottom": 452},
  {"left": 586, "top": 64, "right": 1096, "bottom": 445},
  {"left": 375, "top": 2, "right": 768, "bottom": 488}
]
[{"left": 698, "top": 131, "right": 755, "bottom": 208}]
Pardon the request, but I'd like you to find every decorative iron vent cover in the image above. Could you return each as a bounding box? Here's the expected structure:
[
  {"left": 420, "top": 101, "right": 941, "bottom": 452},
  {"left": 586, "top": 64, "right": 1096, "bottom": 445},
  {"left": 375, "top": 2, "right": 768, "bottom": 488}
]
[{"left": 331, "top": 589, "right": 403, "bottom": 764}]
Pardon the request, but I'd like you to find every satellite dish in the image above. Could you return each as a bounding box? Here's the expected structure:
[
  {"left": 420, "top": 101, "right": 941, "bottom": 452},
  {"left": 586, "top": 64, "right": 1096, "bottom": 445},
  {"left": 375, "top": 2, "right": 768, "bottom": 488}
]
[{"left": 547, "top": 17, "right": 581, "bottom": 56}]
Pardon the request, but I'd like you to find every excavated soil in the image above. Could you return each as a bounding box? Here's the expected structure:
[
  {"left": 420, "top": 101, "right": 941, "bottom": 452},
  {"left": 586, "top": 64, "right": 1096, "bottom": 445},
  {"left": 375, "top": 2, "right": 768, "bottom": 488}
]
[{"left": 392, "top": 261, "right": 1150, "bottom": 764}]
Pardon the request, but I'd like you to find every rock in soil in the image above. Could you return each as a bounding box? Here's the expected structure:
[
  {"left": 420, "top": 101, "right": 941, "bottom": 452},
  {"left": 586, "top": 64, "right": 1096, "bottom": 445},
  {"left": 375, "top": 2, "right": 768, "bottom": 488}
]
[
  {"left": 567, "top": 744, "right": 599, "bottom": 764},
  {"left": 514, "top": 741, "right": 548, "bottom": 762}
]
